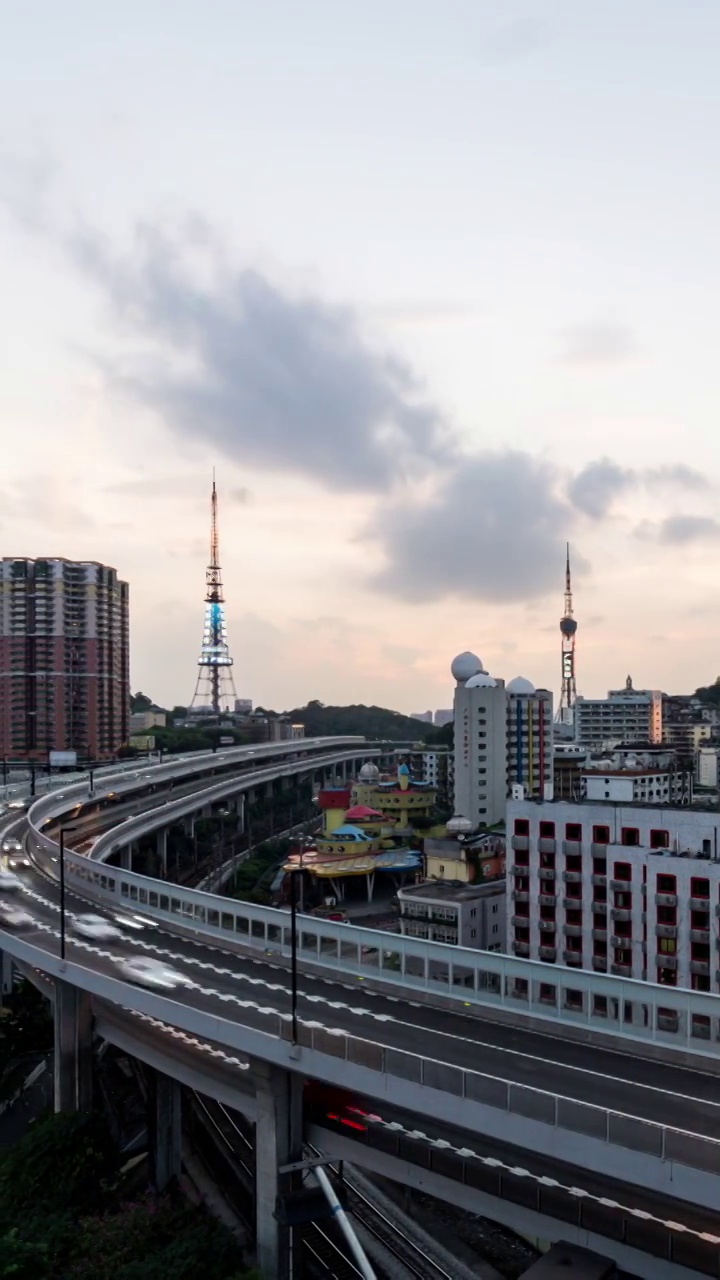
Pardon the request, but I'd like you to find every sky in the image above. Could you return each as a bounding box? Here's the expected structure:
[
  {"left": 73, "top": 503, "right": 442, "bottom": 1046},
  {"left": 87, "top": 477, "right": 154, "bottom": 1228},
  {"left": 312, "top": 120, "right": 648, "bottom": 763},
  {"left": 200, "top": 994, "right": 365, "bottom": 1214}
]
[{"left": 1, "top": 1, "right": 720, "bottom": 714}]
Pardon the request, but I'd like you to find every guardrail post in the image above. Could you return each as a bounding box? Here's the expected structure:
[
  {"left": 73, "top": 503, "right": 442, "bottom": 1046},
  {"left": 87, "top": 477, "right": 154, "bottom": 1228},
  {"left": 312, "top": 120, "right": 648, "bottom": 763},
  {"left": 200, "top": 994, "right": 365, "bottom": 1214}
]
[
  {"left": 53, "top": 979, "right": 92, "bottom": 1113},
  {"left": 147, "top": 1069, "right": 181, "bottom": 1191},
  {"left": 252, "top": 1060, "right": 302, "bottom": 1278}
]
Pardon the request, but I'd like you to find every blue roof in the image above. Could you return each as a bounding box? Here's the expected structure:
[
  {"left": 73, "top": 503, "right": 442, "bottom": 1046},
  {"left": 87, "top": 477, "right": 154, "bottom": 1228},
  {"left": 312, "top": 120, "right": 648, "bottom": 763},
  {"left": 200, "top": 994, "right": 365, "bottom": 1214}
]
[{"left": 328, "top": 824, "right": 374, "bottom": 841}]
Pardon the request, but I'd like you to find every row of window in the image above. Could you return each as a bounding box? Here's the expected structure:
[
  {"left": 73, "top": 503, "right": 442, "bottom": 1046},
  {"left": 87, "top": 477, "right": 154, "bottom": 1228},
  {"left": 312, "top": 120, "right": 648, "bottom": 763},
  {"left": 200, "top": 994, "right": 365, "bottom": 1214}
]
[{"left": 516, "top": 817, "right": 715, "bottom": 854}]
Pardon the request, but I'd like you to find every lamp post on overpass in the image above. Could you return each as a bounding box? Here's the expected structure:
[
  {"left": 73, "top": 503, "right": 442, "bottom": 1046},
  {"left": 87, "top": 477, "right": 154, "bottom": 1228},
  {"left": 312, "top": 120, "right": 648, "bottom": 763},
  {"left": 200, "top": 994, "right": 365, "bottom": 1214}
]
[{"left": 59, "top": 826, "right": 77, "bottom": 963}]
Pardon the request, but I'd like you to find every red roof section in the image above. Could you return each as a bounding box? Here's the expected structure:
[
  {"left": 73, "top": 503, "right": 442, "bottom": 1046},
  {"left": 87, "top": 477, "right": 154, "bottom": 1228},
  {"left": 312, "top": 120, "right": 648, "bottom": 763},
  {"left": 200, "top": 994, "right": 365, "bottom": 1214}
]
[
  {"left": 317, "top": 789, "right": 351, "bottom": 809},
  {"left": 344, "top": 805, "right": 384, "bottom": 820}
]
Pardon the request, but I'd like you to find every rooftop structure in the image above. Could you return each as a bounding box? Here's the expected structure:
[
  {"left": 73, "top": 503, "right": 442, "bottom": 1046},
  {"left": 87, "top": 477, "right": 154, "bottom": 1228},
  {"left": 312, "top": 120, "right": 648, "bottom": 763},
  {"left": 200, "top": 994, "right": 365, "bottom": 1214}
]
[{"left": 398, "top": 877, "right": 505, "bottom": 949}]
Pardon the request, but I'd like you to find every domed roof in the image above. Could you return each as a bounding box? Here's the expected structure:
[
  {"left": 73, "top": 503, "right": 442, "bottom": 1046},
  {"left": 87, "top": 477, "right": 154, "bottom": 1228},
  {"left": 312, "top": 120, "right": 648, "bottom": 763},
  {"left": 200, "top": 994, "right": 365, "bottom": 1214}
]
[
  {"left": 507, "top": 676, "right": 536, "bottom": 695},
  {"left": 451, "top": 651, "right": 484, "bottom": 683},
  {"left": 358, "top": 762, "right": 380, "bottom": 781},
  {"left": 465, "top": 671, "right": 497, "bottom": 689},
  {"left": 446, "top": 815, "right": 473, "bottom": 835}
]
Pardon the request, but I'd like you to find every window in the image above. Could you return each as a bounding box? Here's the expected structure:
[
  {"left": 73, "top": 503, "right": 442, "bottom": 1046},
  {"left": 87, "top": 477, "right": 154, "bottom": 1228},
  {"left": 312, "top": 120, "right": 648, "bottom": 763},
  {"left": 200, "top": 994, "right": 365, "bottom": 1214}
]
[
  {"left": 657, "top": 873, "right": 676, "bottom": 894},
  {"left": 613, "top": 861, "right": 632, "bottom": 882},
  {"left": 439, "top": 865, "right": 445, "bottom": 876},
  {"left": 593, "top": 825, "right": 610, "bottom": 844},
  {"left": 691, "top": 877, "right": 710, "bottom": 899},
  {"left": 539, "top": 820, "right": 555, "bottom": 838},
  {"left": 470, "top": 908, "right": 476, "bottom": 917},
  {"left": 650, "top": 829, "right": 669, "bottom": 849},
  {"left": 492, "top": 904, "right": 498, "bottom": 913},
  {"left": 492, "top": 924, "right": 498, "bottom": 934},
  {"left": 470, "top": 929, "right": 476, "bottom": 939},
  {"left": 565, "top": 822, "right": 582, "bottom": 841},
  {"left": 621, "top": 828, "right": 639, "bottom": 846},
  {"left": 658, "top": 937, "right": 676, "bottom": 954}
]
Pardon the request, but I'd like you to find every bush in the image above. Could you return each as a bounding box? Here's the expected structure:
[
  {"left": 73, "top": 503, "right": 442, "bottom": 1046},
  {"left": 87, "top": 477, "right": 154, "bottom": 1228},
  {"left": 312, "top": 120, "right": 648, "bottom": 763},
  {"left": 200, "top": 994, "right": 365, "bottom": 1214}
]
[
  {"left": 65, "top": 1196, "right": 242, "bottom": 1280},
  {"left": 0, "top": 1112, "right": 118, "bottom": 1219}
]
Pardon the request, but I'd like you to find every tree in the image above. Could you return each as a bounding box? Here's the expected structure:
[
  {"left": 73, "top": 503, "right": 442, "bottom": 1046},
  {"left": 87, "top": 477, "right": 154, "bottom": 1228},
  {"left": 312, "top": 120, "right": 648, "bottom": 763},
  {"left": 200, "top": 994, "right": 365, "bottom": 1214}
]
[{"left": 130, "top": 692, "right": 154, "bottom": 713}]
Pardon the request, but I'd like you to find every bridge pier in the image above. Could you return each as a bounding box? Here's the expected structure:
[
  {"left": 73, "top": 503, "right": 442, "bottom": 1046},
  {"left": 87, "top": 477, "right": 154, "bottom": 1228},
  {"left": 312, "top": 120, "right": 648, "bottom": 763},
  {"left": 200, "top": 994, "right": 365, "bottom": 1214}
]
[
  {"left": 53, "top": 979, "right": 92, "bottom": 1113},
  {"left": 184, "top": 815, "right": 195, "bottom": 839},
  {"left": 0, "top": 948, "right": 14, "bottom": 1007},
  {"left": 147, "top": 1069, "right": 181, "bottom": 1191},
  {"left": 156, "top": 828, "right": 168, "bottom": 877},
  {"left": 253, "top": 1062, "right": 302, "bottom": 1278}
]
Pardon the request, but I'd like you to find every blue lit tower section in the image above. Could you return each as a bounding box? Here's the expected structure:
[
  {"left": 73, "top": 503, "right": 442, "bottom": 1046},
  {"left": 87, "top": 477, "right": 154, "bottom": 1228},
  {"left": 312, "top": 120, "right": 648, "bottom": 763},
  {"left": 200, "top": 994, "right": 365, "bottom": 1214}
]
[
  {"left": 556, "top": 543, "right": 578, "bottom": 726},
  {"left": 190, "top": 476, "right": 238, "bottom": 715}
]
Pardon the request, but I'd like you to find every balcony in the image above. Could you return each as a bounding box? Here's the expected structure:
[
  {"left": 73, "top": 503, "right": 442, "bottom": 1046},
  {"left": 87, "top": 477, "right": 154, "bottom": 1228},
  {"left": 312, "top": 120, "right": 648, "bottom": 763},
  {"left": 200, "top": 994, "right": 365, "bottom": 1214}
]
[
  {"left": 690, "top": 960, "right": 710, "bottom": 976},
  {"left": 511, "top": 915, "right": 530, "bottom": 927},
  {"left": 512, "top": 891, "right": 529, "bottom": 903},
  {"left": 563, "top": 924, "right": 583, "bottom": 938},
  {"left": 656, "top": 893, "right": 677, "bottom": 907},
  {"left": 538, "top": 838, "right": 556, "bottom": 854},
  {"left": 562, "top": 870, "right": 582, "bottom": 883},
  {"left": 513, "top": 941, "right": 530, "bottom": 956},
  {"left": 539, "top": 894, "right": 556, "bottom": 907},
  {"left": 538, "top": 868, "right": 556, "bottom": 881},
  {"left": 611, "top": 963, "right": 632, "bottom": 977},
  {"left": 654, "top": 924, "right": 677, "bottom": 939},
  {"left": 509, "top": 865, "right": 529, "bottom": 876},
  {"left": 539, "top": 945, "right": 557, "bottom": 961},
  {"left": 610, "top": 879, "right": 633, "bottom": 892},
  {"left": 592, "top": 957, "right": 608, "bottom": 972},
  {"left": 591, "top": 874, "right": 607, "bottom": 886},
  {"left": 562, "top": 897, "right": 582, "bottom": 910},
  {"left": 511, "top": 835, "right": 529, "bottom": 852},
  {"left": 592, "top": 927, "right": 608, "bottom": 941},
  {"left": 564, "top": 950, "right": 583, "bottom": 965},
  {"left": 689, "top": 897, "right": 710, "bottom": 911},
  {"left": 538, "top": 920, "right": 556, "bottom": 934},
  {"left": 562, "top": 840, "right": 582, "bottom": 856},
  {"left": 610, "top": 908, "right": 632, "bottom": 922},
  {"left": 591, "top": 841, "right": 608, "bottom": 856},
  {"left": 654, "top": 954, "right": 678, "bottom": 970},
  {"left": 690, "top": 929, "right": 710, "bottom": 944},
  {"left": 611, "top": 934, "right": 633, "bottom": 947}
]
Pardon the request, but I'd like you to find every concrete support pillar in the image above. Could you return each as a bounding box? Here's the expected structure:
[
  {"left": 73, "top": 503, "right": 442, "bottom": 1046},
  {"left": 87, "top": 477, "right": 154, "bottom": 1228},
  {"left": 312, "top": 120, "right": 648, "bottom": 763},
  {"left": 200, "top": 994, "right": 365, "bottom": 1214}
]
[
  {"left": 253, "top": 1062, "right": 303, "bottom": 1279},
  {"left": 148, "top": 1070, "right": 182, "bottom": 1191},
  {"left": 54, "top": 979, "right": 92, "bottom": 1113},
  {"left": 119, "top": 846, "right": 131, "bottom": 870},
  {"left": 0, "top": 949, "right": 14, "bottom": 1006},
  {"left": 236, "top": 794, "right": 245, "bottom": 833},
  {"left": 156, "top": 828, "right": 168, "bottom": 877},
  {"left": 184, "top": 815, "right": 196, "bottom": 839}
]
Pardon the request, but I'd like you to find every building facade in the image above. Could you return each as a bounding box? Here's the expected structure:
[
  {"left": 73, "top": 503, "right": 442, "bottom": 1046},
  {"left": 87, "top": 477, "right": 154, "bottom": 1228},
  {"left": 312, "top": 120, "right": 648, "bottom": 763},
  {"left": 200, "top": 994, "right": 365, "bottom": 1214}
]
[
  {"left": 0, "top": 557, "right": 129, "bottom": 760},
  {"left": 574, "top": 677, "right": 662, "bottom": 747},
  {"left": 508, "top": 796, "right": 720, "bottom": 991},
  {"left": 506, "top": 677, "right": 553, "bottom": 801},
  {"left": 398, "top": 878, "right": 506, "bottom": 950},
  {"left": 451, "top": 652, "right": 507, "bottom": 827}
]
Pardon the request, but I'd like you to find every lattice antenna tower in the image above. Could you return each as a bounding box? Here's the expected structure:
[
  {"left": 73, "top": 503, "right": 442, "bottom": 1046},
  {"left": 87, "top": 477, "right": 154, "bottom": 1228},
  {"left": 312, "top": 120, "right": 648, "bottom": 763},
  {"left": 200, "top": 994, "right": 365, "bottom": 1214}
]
[
  {"left": 190, "top": 472, "right": 237, "bottom": 715},
  {"left": 556, "top": 542, "right": 578, "bottom": 724}
]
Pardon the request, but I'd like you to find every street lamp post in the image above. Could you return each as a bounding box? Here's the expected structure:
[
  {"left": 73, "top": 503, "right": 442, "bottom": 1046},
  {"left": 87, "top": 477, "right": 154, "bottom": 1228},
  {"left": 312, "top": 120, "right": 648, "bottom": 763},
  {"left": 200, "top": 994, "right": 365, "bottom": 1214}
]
[
  {"left": 59, "top": 826, "right": 77, "bottom": 963},
  {"left": 290, "top": 865, "right": 299, "bottom": 1044}
]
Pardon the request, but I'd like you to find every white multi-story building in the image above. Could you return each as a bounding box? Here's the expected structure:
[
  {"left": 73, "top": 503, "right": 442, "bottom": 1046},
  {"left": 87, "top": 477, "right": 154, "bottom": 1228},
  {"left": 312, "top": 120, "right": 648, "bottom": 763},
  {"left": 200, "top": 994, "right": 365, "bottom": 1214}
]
[
  {"left": 696, "top": 746, "right": 720, "bottom": 790},
  {"left": 451, "top": 652, "right": 507, "bottom": 827},
  {"left": 398, "top": 878, "right": 506, "bottom": 950},
  {"left": 507, "top": 796, "right": 720, "bottom": 992},
  {"left": 574, "top": 676, "right": 663, "bottom": 748},
  {"left": 506, "top": 677, "right": 553, "bottom": 801}
]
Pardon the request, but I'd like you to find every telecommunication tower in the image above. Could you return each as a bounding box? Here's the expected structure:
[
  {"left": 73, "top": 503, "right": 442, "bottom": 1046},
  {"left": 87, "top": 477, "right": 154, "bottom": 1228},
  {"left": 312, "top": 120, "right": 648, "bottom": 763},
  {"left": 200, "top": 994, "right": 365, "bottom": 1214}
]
[
  {"left": 189, "top": 474, "right": 237, "bottom": 715},
  {"left": 556, "top": 543, "right": 578, "bottom": 725}
]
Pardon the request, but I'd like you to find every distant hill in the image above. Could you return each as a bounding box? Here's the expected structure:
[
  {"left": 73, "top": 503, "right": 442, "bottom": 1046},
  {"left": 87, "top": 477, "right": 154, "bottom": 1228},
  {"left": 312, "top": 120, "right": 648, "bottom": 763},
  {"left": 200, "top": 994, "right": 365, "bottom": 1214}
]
[{"left": 285, "top": 700, "right": 446, "bottom": 744}]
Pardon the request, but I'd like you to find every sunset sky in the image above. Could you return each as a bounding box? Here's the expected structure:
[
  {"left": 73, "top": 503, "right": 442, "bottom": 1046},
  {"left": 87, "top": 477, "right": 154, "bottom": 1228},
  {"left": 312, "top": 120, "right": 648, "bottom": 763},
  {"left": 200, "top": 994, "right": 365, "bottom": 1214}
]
[{"left": 1, "top": 1, "right": 719, "bottom": 713}]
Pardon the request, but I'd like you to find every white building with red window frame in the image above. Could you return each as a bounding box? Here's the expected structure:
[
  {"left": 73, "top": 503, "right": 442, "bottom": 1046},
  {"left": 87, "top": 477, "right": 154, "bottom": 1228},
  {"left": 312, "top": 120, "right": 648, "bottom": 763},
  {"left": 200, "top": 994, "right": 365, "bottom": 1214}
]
[{"left": 507, "top": 797, "right": 720, "bottom": 992}]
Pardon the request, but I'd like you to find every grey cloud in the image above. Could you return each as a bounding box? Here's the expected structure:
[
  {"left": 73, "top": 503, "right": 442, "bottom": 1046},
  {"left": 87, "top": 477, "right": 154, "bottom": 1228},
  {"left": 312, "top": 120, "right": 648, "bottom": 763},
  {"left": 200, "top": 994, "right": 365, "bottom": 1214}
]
[
  {"left": 559, "top": 323, "right": 636, "bottom": 367},
  {"left": 368, "top": 452, "right": 575, "bottom": 604},
  {"left": 66, "top": 223, "right": 453, "bottom": 494},
  {"left": 636, "top": 515, "right": 720, "bottom": 545},
  {"left": 569, "top": 457, "right": 709, "bottom": 519}
]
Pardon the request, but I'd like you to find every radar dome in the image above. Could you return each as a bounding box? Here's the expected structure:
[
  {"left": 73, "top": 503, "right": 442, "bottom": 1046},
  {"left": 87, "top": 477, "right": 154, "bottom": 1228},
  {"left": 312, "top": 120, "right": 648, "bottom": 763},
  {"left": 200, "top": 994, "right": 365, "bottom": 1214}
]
[
  {"left": 447, "top": 815, "right": 473, "bottom": 835},
  {"left": 358, "top": 762, "right": 380, "bottom": 782},
  {"left": 465, "top": 672, "right": 497, "bottom": 689},
  {"left": 507, "top": 676, "right": 536, "bottom": 695},
  {"left": 451, "top": 651, "right": 484, "bottom": 683}
]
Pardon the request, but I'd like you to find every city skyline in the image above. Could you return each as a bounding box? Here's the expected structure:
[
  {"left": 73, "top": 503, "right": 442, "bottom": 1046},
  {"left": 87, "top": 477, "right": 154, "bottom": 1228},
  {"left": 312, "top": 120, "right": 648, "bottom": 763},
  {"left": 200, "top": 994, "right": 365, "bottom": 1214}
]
[{"left": 1, "top": 2, "right": 720, "bottom": 713}]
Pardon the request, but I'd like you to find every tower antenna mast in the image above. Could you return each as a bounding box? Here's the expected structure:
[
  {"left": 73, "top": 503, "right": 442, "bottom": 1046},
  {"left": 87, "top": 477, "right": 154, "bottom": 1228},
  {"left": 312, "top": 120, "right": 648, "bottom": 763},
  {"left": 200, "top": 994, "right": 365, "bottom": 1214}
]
[
  {"left": 556, "top": 542, "right": 578, "bottom": 726},
  {"left": 189, "top": 472, "right": 238, "bottom": 716}
]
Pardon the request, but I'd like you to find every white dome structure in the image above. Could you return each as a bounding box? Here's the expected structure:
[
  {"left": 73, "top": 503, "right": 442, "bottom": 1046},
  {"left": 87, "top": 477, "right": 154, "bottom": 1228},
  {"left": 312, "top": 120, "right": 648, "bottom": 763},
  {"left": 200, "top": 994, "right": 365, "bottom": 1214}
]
[
  {"left": 507, "top": 676, "right": 536, "bottom": 695},
  {"left": 446, "top": 815, "right": 473, "bottom": 836},
  {"left": 358, "top": 762, "right": 380, "bottom": 782},
  {"left": 451, "top": 651, "right": 484, "bottom": 684},
  {"left": 465, "top": 671, "right": 497, "bottom": 689}
]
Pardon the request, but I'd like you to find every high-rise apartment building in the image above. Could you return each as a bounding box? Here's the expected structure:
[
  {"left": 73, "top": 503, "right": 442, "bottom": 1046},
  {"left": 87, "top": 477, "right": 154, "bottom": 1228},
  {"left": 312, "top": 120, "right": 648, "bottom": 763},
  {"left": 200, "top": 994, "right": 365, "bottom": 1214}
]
[
  {"left": 506, "top": 677, "right": 553, "bottom": 801},
  {"left": 451, "top": 652, "right": 507, "bottom": 827},
  {"left": 0, "top": 558, "right": 129, "bottom": 761},
  {"left": 574, "top": 676, "right": 662, "bottom": 747}
]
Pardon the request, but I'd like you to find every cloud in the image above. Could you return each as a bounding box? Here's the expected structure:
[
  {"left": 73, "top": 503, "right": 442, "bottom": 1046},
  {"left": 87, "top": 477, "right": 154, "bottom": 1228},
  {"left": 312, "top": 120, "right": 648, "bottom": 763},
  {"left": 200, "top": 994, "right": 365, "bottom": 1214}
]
[
  {"left": 62, "top": 222, "right": 453, "bottom": 494},
  {"left": 636, "top": 515, "right": 720, "bottom": 545},
  {"left": 559, "top": 322, "right": 637, "bottom": 367},
  {"left": 569, "top": 457, "right": 709, "bottom": 519},
  {"left": 368, "top": 452, "right": 575, "bottom": 604}
]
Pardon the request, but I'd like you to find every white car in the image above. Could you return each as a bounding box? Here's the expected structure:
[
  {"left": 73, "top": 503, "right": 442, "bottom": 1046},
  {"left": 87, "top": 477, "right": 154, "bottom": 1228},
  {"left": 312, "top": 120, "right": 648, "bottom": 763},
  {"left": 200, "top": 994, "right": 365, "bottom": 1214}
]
[
  {"left": 0, "top": 870, "right": 22, "bottom": 893},
  {"left": 0, "top": 902, "right": 34, "bottom": 928},
  {"left": 113, "top": 912, "right": 147, "bottom": 931},
  {"left": 71, "top": 913, "right": 123, "bottom": 942},
  {"left": 115, "top": 957, "right": 193, "bottom": 990},
  {"left": 7, "top": 798, "right": 30, "bottom": 812}
]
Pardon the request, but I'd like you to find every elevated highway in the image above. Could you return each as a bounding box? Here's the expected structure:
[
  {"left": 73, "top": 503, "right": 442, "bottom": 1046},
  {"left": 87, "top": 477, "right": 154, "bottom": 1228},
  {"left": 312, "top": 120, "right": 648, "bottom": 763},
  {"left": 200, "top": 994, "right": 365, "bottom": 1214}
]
[{"left": 1, "top": 744, "right": 719, "bottom": 1276}]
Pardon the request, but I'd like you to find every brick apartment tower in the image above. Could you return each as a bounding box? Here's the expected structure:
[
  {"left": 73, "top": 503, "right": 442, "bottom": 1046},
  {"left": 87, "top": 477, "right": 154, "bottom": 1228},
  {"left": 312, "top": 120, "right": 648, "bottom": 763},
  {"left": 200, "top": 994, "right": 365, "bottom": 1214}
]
[{"left": 0, "top": 558, "right": 130, "bottom": 761}]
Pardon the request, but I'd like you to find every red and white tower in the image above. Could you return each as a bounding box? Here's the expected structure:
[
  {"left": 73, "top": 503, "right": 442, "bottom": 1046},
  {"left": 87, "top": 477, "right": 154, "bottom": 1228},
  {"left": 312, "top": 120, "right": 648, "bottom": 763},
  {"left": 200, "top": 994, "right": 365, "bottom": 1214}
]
[
  {"left": 189, "top": 474, "right": 237, "bottom": 716},
  {"left": 556, "top": 543, "right": 577, "bottom": 725}
]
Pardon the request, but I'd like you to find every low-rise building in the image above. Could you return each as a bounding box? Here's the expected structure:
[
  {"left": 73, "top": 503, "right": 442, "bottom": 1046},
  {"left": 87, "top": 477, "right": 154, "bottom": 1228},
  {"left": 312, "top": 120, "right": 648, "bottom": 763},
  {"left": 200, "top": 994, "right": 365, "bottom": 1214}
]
[
  {"left": 129, "top": 710, "right": 166, "bottom": 732},
  {"left": 696, "top": 745, "right": 720, "bottom": 790},
  {"left": 398, "top": 878, "right": 506, "bottom": 950},
  {"left": 508, "top": 795, "right": 720, "bottom": 991}
]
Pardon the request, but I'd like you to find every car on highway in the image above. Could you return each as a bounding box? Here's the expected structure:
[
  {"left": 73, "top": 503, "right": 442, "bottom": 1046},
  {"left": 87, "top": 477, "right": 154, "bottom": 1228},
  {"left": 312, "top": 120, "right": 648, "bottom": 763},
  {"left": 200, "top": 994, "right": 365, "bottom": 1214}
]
[
  {"left": 7, "top": 798, "right": 30, "bottom": 812},
  {"left": 2, "top": 838, "right": 23, "bottom": 854},
  {"left": 113, "top": 912, "right": 148, "bottom": 931},
  {"left": 115, "top": 957, "right": 193, "bottom": 990},
  {"left": 71, "top": 914, "right": 124, "bottom": 942},
  {"left": 0, "top": 870, "right": 22, "bottom": 892},
  {"left": 5, "top": 851, "right": 30, "bottom": 870},
  {"left": 0, "top": 902, "right": 34, "bottom": 928}
]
